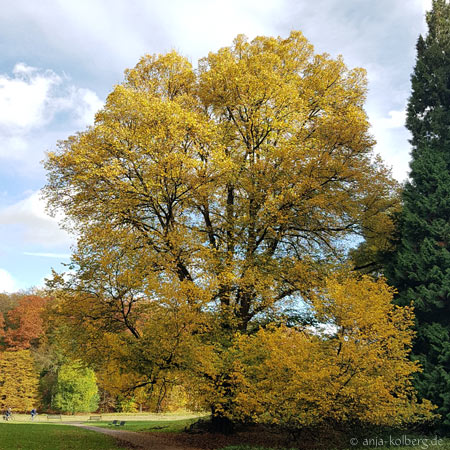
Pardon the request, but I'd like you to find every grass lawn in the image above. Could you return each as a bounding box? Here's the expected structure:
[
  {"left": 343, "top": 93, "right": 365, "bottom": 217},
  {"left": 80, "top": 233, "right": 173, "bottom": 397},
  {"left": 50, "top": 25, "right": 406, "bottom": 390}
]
[
  {"left": 1, "top": 417, "right": 449, "bottom": 450},
  {"left": 0, "top": 423, "right": 122, "bottom": 450},
  {"left": 91, "top": 416, "right": 202, "bottom": 432}
]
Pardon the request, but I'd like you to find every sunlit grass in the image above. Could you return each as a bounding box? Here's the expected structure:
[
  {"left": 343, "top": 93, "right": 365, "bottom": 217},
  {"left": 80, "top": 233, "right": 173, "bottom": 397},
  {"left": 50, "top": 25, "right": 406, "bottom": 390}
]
[
  {"left": 0, "top": 423, "right": 121, "bottom": 450},
  {"left": 91, "top": 416, "right": 205, "bottom": 432}
]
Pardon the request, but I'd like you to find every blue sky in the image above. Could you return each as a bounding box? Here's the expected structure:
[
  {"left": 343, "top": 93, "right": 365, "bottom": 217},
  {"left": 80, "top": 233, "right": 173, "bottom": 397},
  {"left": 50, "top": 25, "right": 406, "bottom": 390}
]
[{"left": 0, "top": 0, "right": 432, "bottom": 292}]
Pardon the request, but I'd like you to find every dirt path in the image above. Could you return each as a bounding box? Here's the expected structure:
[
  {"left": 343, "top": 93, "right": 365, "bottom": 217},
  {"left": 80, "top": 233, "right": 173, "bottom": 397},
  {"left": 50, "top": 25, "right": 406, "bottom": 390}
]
[
  {"left": 71, "top": 423, "right": 203, "bottom": 450},
  {"left": 70, "top": 422, "right": 293, "bottom": 450}
]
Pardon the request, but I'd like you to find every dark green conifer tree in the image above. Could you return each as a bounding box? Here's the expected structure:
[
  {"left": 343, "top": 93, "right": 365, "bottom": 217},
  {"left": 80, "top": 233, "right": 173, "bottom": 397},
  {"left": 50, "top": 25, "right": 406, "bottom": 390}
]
[{"left": 386, "top": 0, "right": 450, "bottom": 428}]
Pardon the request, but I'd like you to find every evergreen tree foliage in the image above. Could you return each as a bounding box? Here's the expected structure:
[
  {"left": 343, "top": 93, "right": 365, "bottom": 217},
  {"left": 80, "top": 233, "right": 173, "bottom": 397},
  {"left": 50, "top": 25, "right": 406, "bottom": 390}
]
[{"left": 385, "top": 0, "right": 450, "bottom": 428}]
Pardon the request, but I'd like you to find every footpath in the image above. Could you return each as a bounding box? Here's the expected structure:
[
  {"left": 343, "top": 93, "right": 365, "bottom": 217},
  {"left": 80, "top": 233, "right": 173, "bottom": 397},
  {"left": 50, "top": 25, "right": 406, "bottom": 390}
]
[{"left": 71, "top": 423, "right": 203, "bottom": 450}]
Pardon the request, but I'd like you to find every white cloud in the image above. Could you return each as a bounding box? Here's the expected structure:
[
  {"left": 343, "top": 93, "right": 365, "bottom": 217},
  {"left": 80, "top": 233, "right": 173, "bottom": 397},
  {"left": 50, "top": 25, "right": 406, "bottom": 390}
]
[
  {"left": 370, "top": 109, "right": 411, "bottom": 181},
  {"left": 0, "top": 191, "right": 73, "bottom": 247},
  {"left": 72, "top": 88, "right": 104, "bottom": 126},
  {"left": 421, "top": 0, "right": 432, "bottom": 13},
  {"left": 0, "top": 63, "right": 103, "bottom": 173},
  {"left": 151, "top": 0, "right": 283, "bottom": 58},
  {"left": 2, "top": 0, "right": 285, "bottom": 75},
  {"left": 372, "top": 109, "right": 406, "bottom": 130},
  {"left": 1, "top": 136, "right": 29, "bottom": 161},
  {"left": 0, "top": 63, "right": 103, "bottom": 132},
  {"left": 0, "top": 63, "right": 60, "bottom": 131},
  {"left": 23, "top": 252, "right": 71, "bottom": 258},
  {"left": 0, "top": 268, "right": 17, "bottom": 293}
]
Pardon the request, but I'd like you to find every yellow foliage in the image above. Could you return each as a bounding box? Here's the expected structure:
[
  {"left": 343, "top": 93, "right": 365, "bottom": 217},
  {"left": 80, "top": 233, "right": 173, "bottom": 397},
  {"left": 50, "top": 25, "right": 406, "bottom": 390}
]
[
  {"left": 227, "top": 275, "right": 435, "bottom": 427},
  {"left": 44, "top": 31, "right": 397, "bottom": 333},
  {"left": 42, "top": 32, "right": 419, "bottom": 426},
  {"left": 0, "top": 350, "right": 39, "bottom": 412}
]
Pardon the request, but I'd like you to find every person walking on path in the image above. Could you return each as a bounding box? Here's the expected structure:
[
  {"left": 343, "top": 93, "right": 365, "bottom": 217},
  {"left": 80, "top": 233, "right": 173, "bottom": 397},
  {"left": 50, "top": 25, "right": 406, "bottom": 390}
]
[
  {"left": 30, "top": 408, "right": 37, "bottom": 421},
  {"left": 4, "top": 407, "right": 12, "bottom": 421}
]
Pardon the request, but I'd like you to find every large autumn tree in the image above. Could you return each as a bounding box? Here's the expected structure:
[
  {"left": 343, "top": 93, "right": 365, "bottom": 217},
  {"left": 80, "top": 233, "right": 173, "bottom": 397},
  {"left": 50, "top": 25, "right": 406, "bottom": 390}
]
[
  {"left": 44, "top": 32, "right": 400, "bottom": 423},
  {"left": 385, "top": 0, "right": 450, "bottom": 428}
]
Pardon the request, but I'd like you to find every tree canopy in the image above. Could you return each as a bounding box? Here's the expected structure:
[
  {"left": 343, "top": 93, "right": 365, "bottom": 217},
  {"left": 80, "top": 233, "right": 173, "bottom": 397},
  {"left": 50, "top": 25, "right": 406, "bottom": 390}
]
[
  {"left": 45, "top": 31, "right": 396, "bottom": 330},
  {"left": 43, "top": 31, "right": 429, "bottom": 427}
]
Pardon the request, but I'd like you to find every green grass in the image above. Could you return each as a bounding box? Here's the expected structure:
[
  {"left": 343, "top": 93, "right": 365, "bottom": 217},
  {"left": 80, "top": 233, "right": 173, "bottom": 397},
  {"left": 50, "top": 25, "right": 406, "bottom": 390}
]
[
  {"left": 0, "top": 423, "right": 122, "bottom": 450},
  {"left": 2, "top": 417, "right": 449, "bottom": 450},
  {"left": 92, "top": 416, "right": 201, "bottom": 432}
]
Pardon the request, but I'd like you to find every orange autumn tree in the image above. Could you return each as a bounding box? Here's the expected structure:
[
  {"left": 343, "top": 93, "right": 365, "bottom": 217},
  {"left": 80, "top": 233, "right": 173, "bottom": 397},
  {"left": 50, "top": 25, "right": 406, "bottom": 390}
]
[
  {"left": 0, "top": 295, "right": 49, "bottom": 412},
  {"left": 0, "top": 293, "right": 20, "bottom": 349},
  {"left": 43, "top": 32, "right": 413, "bottom": 426},
  {"left": 3, "top": 295, "right": 48, "bottom": 350}
]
